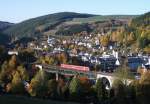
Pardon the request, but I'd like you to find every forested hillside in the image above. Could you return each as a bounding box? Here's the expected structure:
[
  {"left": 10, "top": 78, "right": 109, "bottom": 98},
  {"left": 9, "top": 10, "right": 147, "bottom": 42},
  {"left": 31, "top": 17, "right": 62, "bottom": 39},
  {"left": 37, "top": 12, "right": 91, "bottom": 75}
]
[
  {"left": 109, "top": 12, "right": 150, "bottom": 53},
  {"left": 4, "top": 12, "right": 94, "bottom": 38},
  {"left": 130, "top": 12, "right": 150, "bottom": 28},
  {"left": 3, "top": 12, "right": 136, "bottom": 39},
  {"left": 2, "top": 12, "right": 149, "bottom": 52},
  {"left": 0, "top": 21, "right": 14, "bottom": 31}
]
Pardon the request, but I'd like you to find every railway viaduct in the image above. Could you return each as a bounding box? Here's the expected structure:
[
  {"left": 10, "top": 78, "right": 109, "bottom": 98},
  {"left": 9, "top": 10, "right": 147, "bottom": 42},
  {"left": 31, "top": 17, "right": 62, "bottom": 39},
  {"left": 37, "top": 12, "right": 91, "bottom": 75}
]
[{"left": 35, "top": 64, "right": 133, "bottom": 89}]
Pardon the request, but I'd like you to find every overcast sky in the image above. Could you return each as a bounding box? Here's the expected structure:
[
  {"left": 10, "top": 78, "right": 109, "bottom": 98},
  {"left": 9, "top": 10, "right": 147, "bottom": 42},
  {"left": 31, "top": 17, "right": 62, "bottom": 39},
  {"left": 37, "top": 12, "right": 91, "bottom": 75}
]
[{"left": 0, "top": 0, "right": 149, "bottom": 23}]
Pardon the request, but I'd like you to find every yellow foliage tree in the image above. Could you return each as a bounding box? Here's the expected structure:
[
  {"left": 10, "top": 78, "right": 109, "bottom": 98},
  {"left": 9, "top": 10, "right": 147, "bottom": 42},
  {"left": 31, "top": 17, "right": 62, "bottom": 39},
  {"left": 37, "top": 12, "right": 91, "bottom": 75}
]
[
  {"left": 144, "top": 47, "right": 150, "bottom": 54},
  {"left": 17, "top": 65, "right": 29, "bottom": 81},
  {"left": 136, "top": 72, "right": 150, "bottom": 104},
  {"left": 100, "top": 35, "right": 109, "bottom": 47},
  {"left": 57, "top": 53, "right": 67, "bottom": 64},
  {"left": 11, "top": 71, "right": 25, "bottom": 94},
  {"left": 9, "top": 55, "right": 17, "bottom": 69},
  {"left": 111, "top": 32, "right": 117, "bottom": 42},
  {"left": 127, "top": 32, "right": 135, "bottom": 44},
  {"left": 141, "top": 31, "right": 146, "bottom": 38}
]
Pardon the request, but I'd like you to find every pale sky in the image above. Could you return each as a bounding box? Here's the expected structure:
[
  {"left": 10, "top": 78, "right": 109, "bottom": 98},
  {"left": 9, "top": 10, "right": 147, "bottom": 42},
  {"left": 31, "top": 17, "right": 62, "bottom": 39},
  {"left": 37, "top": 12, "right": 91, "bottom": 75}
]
[{"left": 0, "top": 0, "right": 149, "bottom": 23}]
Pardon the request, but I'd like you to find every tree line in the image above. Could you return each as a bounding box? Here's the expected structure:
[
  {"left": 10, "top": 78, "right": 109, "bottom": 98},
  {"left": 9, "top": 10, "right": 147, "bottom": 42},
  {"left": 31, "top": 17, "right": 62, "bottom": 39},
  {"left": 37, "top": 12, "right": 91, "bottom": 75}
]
[{"left": 0, "top": 55, "right": 149, "bottom": 104}]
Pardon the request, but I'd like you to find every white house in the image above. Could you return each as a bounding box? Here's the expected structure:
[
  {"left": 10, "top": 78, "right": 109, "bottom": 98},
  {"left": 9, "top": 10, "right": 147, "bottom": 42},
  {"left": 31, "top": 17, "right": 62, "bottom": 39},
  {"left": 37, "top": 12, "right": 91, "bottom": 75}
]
[{"left": 8, "top": 51, "right": 18, "bottom": 55}]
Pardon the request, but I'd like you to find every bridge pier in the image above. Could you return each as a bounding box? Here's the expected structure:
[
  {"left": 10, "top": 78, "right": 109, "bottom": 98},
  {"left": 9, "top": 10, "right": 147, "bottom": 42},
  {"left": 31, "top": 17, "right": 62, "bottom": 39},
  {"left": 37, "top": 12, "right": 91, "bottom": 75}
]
[{"left": 56, "top": 73, "right": 59, "bottom": 81}]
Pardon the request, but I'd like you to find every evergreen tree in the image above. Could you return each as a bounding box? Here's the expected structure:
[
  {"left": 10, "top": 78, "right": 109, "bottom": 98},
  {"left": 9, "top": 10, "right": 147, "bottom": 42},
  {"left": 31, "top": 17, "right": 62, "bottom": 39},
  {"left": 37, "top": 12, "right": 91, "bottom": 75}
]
[
  {"left": 112, "top": 79, "right": 127, "bottom": 104},
  {"left": 69, "top": 77, "right": 82, "bottom": 100},
  {"left": 95, "top": 78, "right": 107, "bottom": 102},
  {"left": 114, "top": 66, "right": 134, "bottom": 85}
]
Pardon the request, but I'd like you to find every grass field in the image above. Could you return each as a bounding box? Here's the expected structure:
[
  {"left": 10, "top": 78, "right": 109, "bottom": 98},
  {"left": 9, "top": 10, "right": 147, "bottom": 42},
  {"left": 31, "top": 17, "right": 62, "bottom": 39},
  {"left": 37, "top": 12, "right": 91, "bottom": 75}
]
[
  {"left": 0, "top": 95, "right": 79, "bottom": 104},
  {"left": 72, "top": 15, "right": 137, "bottom": 23}
]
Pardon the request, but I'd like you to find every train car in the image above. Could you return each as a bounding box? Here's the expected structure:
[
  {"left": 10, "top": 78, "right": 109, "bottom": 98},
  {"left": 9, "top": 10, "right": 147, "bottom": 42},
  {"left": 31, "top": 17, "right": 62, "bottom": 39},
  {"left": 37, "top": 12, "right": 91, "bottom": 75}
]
[{"left": 60, "top": 64, "right": 90, "bottom": 72}]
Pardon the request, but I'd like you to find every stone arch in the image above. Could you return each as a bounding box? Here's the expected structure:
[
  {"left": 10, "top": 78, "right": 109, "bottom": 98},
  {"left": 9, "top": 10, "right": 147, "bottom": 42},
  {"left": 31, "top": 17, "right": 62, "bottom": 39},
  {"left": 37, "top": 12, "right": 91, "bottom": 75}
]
[
  {"left": 96, "top": 74, "right": 114, "bottom": 88},
  {"left": 101, "top": 77, "right": 111, "bottom": 89}
]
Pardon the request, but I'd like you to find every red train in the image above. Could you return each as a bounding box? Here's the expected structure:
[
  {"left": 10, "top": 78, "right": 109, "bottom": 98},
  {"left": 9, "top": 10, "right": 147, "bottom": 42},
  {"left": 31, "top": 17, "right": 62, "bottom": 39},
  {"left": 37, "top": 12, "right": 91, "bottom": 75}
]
[{"left": 60, "top": 64, "right": 89, "bottom": 72}]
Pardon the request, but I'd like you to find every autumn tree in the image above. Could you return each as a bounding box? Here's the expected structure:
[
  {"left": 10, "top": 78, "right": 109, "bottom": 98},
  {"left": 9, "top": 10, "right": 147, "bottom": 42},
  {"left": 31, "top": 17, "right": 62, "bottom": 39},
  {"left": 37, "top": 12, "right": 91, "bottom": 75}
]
[
  {"left": 61, "top": 82, "right": 69, "bottom": 100},
  {"left": 140, "top": 31, "right": 146, "bottom": 38},
  {"left": 57, "top": 53, "right": 68, "bottom": 64},
  {"left": 144, "top": 47, "right": 150, "bottom": 54},
  {"left": 47, "top": 79, "right": 58, "bottom": 99},
  {"left": 45, "top": 55, "right": 55, "bottom": 64},
  {"left": 39, "top": 55, "right": 55, "bottom": 65},
  {"left": 127, "top": 32, "right": 135, "bottom": 45},
  {"left": 57, "top": 78, "right": 66, "bottom": 98},
  {"left": 10, "top": 71, "right": 25, "bottom": 94},
  {"left": 0, "top": 61, "right": 12, "bottom": 84},
  {"left": 111, "top": 31, "right": 118, "bottom": 42},
  {"left": 136, "top": 72, "right": 150, "bottom": 104},
  {"left": 137, "top": 36, "right": 149, "bottom": 49},
  {"left": 79, "top": 77, "right": 93, "bottom": 98},
  {"left": 117, "top": 28, "right": 125, "bottom": 44},
  {"left": 17, "top": 65, "right": 29, "bottom": 81},
  {"left": 39, "top": 56, "right": 45, "bottom": 64},
  {"left": 8, "top": 55, "right": 18, "bottom": 69},
  {"left": 28, "top": 70, "right": 48, "bottom": 97},
  {"left": 114, "top": 66, "right": 134, "bottom": 85},
  {"left": 100, "top": 35, "right": 109, "bottom": 47}
]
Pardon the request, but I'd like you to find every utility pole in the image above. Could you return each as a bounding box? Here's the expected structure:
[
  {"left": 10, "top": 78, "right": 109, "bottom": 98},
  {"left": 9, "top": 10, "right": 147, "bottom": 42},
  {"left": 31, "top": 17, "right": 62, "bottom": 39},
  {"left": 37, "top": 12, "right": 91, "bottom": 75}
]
[
  {"left": 123, "top": 24, "right": 129, "bottom": 83},
  {"left": 122, "top": 24, "right": 127, "bottom": 58}
]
